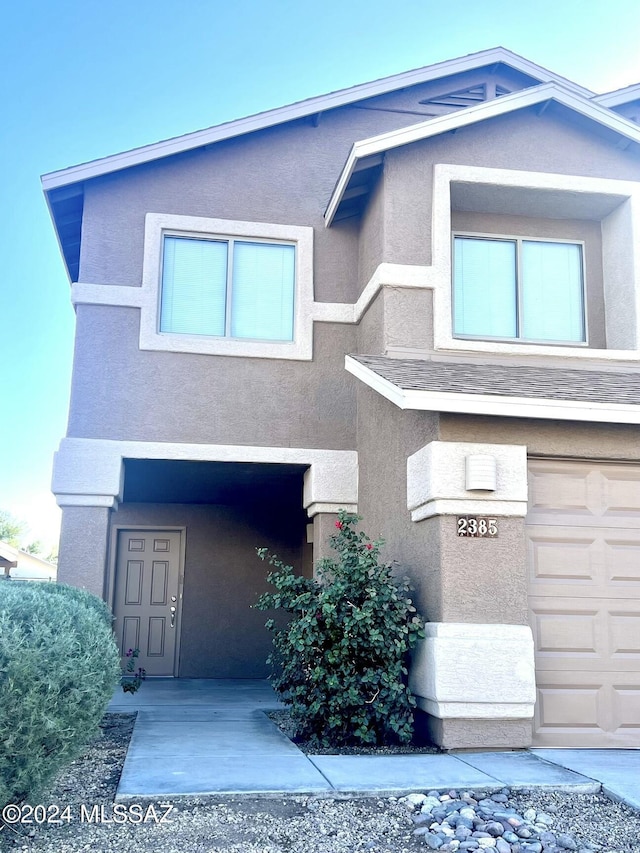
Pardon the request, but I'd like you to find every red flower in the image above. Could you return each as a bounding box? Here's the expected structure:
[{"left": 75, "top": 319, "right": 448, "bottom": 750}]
[
  {"left": 366, "top": 543, "right": 373, "bottom": 550},
  {"left": 335, "top": 521, "right": 343, "bottom": 529}
]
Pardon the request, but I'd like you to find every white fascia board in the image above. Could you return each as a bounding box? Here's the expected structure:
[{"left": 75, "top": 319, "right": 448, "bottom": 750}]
[
  {"left": 325, "top": 83, "right": 640, "bottom": 225},
  {"left": 41, "top": 49, "right": 592, "bottom": 192},
  {"left": 345, "top": 356, "right": 640, "bottom": 425},
  {"left": 595, "top": 82, "right": 640, "bottom": 108}
]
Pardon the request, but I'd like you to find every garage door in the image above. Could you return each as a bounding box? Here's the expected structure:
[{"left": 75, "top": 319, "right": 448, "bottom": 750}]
[{"left": 527, "top": 459, "right": 640, "bottom": 748}]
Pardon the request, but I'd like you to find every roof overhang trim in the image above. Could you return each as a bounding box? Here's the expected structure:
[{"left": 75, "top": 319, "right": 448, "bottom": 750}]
[{"left": 345, "top": 356, "right": 640, "bottom": 425}]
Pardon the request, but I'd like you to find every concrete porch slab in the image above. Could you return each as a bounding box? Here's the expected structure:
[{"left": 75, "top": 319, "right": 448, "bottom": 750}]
[
  {"left": 126, "top": 717, "right": 302, "bottom": 757},
  {"left": 456, "top": 751, "right": 599, "bottom": 792}
]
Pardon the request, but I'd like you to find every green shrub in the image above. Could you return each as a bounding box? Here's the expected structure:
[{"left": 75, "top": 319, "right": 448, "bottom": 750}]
[
  {"left": 29, "top": 581, "right": 114, "bottom": 628},
  {"left": 0, "top": 582, "right": 121, "bottom": 806},
  {"left": 256, "top": 511, "right": 425, "bottom": 748}
]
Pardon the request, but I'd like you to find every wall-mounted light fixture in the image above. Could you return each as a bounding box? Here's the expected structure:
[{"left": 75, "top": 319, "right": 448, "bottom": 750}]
[{"left": 465, "top": 454, "right": 497, "bottom": 491}]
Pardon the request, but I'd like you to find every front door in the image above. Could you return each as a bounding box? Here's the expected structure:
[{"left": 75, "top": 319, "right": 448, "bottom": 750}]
[{"left": 113, "top": 529, "right": 182, "bottom": 676}]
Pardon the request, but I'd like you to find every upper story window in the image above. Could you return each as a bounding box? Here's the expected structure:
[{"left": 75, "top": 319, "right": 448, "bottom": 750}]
[
  {"left": 139, "top": 214, "right": 314, "bottom": 360},
  {"left": 160, "top": 235, "right": 296, "bottom": 342},
  {"left": 453, "top": 234, "right": 586, "bottom": 344}
]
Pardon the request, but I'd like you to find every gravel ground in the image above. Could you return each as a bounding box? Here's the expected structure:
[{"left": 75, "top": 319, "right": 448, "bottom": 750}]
[{"left": 2, "top": 714, "right": 640, "bottom": 853}]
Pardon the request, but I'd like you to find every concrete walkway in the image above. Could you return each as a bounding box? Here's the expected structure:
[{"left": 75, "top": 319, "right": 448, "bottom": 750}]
[{"left": 107, "top": 680, "right": 640, "bottom": 808}]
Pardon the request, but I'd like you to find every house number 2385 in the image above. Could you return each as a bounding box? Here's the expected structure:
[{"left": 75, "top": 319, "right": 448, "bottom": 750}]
[{"left": 457, "top": 516, "right": 498, "bottom": 537}]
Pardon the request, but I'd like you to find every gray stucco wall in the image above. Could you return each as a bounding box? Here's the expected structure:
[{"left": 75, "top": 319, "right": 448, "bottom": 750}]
[
  {"left": 69, "top": 82, "right": 640, "bottom": 454},
  {"left": 354, "top": 381, "right": 440, "bottom": 621},
  {"left": 67, "top": 307, "right": 357, "bottom": 448},
  {"left": 110, "top": 501, "right": 312, "bottom": 678},
  {"left": 355, "top": 383, "right": 530, "bottom": 626},
  {"left": 440, "top": 415, "right": 640, "bottom": 460}
]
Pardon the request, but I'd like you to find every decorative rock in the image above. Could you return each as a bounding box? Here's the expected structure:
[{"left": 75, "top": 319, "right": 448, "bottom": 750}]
[
  {"left": 504, "top": 832, "right": 519, "bottom": 844},
  {"left": 492, "top": 794, "right": 509, "bottom": 803},
  {"left": 459, "top": 843, "right": 480, "bottom": 851},
  {"left": 424, "top": 835, "right": 444, "bottom": 849},
  {"left": 456, "top": 827, "right": 472, "bottom": 841},
  {"left": 536, "top": 813, "right": 555, "bottom": 827},
  {"left": 406, "top": 793, "right": 429, "bottom": 807},
  {"left": 516, "top": 827, "right": 532, "bottom": 839},
  {"left": 496, "top": 840, "right": 511, "bottom": 853},
  {"left": 460, "top": 808, "right": 476, "bottom": 821},
  {"left": 523, "top": 809, "right": 537, "bottom": 823},
  {"left": 556, "top": 836, "right": 578, "bottom": 851},
  {"left": 477, "top": 839, "right": 497, "bottom": 849},
  {"left": 422, "top": 797, "right": 444, "bottom": 812},
  {"left": 524, "top": 843, "right": 542, "bottom": 853},
  {"left": 414, "top": 826, "right": 430, "bottom": 836},
  {"left": 539, "top": 831, "right": 557, "bottom": 846},
  {"left": 486, "top": 822, "right": 504, "bottom": 837}
]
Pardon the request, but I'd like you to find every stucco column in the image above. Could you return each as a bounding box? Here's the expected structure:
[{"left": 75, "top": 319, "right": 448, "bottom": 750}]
[
  {"left": 303, "top": 458, "right": 357, "bottom": 573},
  {"left": 310, "top": 512, "right": 340, "bottom": 568},
  {"left": 57, "top": 505, "right": 112, "bottom": 597},
  {"left": 406, "top": 440, "right": 535, "bottom": 749}
]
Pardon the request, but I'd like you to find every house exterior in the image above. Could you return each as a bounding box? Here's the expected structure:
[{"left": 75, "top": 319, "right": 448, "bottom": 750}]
[
  {"left": 0, "top": 542, "right": 57, "bottom": 582},
  {"left": 43, "top": 48, "right": 640, "bottom": 750}
]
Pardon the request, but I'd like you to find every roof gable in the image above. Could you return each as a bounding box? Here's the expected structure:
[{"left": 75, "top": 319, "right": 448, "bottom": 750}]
[
  {"left": 326, "top": 82, "right": 640, "bottom": 224},
  {"left": 41, "top": 47, "right": 593, "bottom": 193}
]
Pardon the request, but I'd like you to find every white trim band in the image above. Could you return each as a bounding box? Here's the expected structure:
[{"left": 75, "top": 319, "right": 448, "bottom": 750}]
[{"left": 52, "top": 438, "right": 358, "bottom": 516}]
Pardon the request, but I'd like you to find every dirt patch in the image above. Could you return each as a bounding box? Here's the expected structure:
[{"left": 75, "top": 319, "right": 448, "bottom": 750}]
[{"left": 268, "top": 709, "right": 440, "bottom": 755}]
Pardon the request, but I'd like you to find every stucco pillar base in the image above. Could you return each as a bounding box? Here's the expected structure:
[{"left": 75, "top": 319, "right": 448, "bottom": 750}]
[
  {"left": 418, "top": 714, "right": 533, "bottom": 751},
  {"left": 57, "top": 505, "right": 112, "bottom": 597},
  {"left": 409, "top": 622, "right": 536, "bottom": 750}
]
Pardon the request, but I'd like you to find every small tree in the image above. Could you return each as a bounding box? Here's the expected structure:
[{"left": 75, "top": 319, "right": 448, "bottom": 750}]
[{"left": 256, "top": 511, "right": 424, "bottom": 747}]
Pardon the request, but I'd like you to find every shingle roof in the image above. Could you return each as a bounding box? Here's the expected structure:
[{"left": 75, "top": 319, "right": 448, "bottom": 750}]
[{"left": 350, "top": 354, "right": 640, "bottom": 405}]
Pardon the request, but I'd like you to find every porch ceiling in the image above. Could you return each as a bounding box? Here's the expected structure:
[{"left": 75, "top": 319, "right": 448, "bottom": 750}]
[{"left": 122, "top": 459, "right": 307, "bottom": 505}]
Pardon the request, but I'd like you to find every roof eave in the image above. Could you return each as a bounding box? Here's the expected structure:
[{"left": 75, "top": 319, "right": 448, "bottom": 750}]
[
  {"left": 345, "top": 356, "right": 640, "bottom": 425},
  {"left": 594, "top": 82, "right": 640, "bottom": 108}
]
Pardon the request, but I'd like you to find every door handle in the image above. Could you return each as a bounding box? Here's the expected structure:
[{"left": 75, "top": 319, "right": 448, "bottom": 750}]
[{"left": 170, "top": 606, "right": 176, "bottom": 628}]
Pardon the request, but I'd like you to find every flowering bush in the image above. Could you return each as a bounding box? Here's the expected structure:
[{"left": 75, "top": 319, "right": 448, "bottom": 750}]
[
  {"left": 121, "top": 648, "right": 146, "bottom": 694},
  {"left": 256, "top": 511, "right": 424, "bottom": 747}
]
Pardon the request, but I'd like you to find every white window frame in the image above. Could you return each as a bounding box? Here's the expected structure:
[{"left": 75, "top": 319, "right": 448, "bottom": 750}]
[
  {"left": 140, "top": 213, "right": 314, "bottom": 359},
  {"left": 430, "top": 164, "right": 640, "bottom": 359},
  {"left": 452, "top": 231, "right": 588, "bottom": 346}
]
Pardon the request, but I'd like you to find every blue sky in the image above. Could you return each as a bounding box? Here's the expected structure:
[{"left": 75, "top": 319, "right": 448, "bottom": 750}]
[{"left": 1, "top": 0, "right": 639, "bottom": 551}]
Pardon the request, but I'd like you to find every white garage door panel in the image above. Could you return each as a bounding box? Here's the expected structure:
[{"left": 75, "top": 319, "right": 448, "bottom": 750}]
[
  {"left": 533, "top": 672, "right": 640, "bottom": 748},
  {"left": 527, "top": 460, "right": 640, "bottom": 748},
  {"left": 529, "top": 597, "right": 640, "bottom": 672},
  {"left": 528, "top": 526, "right": 640, "bottom": 596},
  {"left": 528, "top": 462, "right": 640, "bottom": 527}
]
